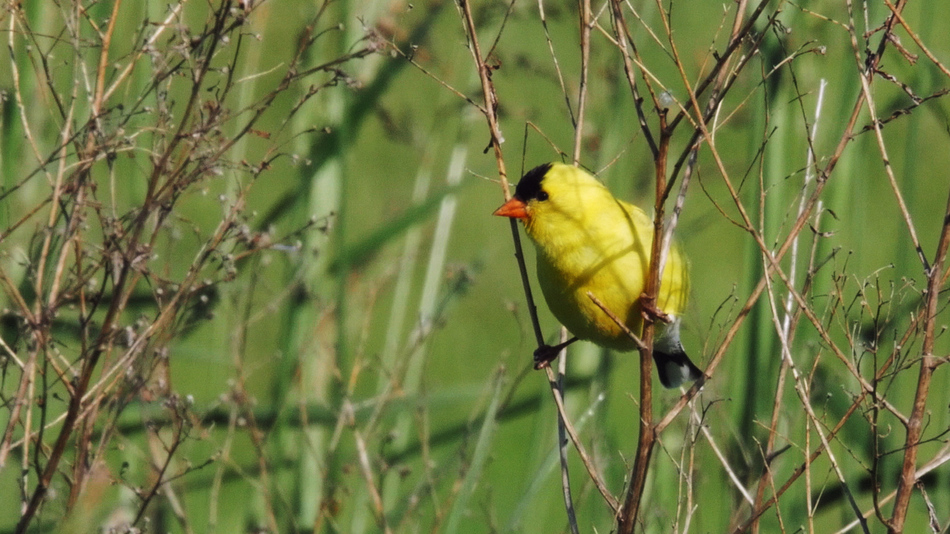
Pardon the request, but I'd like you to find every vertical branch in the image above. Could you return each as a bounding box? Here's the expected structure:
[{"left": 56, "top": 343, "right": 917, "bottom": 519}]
[
  {"left": 457, "top": 0, "right": 540, "bottom": 344},
  {"left": 457, "top": 0, "right": 508, "bottom": 190},
  {"left": 615, "top": 0, "right": 760, "bottom": 527},
  {"left": 555, "top": 334, "right": 580, "bottom": 534},
  {"left": 888, "top": 188, "right": 950, "bottom": 531},
  {"left": 14, "top": 0, "right": 125, "bottom": 527},
  {"left": 458, "top": 0, "right": 590, "bottom": 529},
  {"left": 572, "top": 0, "right": 591, "bottom": 164},
  {"left": 457, "top": 0, "right": 545, "bottom": 352},
  {"left": 537, "top": 0, "right": 577, "bottom": 128},
  {"left": 560, "top": 0, "right": 591, "bottom": 526},
  {"left": 749, "top": 79, "right": 828, "bottom": 533},
  {"left": 617, "top": 125, "right": 669, "bottom": 534},
  {"left": 608, "top": 0, "right": 657, "bottom": 158}
]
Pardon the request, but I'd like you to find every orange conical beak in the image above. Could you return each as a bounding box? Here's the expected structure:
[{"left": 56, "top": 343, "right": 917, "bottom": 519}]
[{"left": 493, "top": 197, "right": 528, "bottom": 220}]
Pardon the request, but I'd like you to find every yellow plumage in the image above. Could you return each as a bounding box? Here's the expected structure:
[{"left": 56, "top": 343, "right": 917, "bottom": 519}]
[{"left": 494, "top": 163, "right": 702, "bottom": 388}]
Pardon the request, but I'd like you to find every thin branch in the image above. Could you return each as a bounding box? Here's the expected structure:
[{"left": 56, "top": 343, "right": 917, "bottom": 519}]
[
  {"left": 538, "top": 0, "right": 577, "bottom": 128},
  {"left": 572, "top": 0, "right": 592, "bottom": 164},
  {"left": 555, "top": 332, "right": 581, "bottom": 534},
  {"left": 543, "top": 364, "right": 621, "bottom": 513},
  {"left": 888, "top": 155, "right": 950, "bottom": 533}
]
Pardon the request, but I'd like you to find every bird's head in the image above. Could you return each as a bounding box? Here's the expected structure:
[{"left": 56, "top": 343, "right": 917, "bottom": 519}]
[{"left": 493, "top": 163, "right": 611, "bottom": 240}]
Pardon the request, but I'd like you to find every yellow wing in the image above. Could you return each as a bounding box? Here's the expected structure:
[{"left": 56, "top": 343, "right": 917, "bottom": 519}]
[
  {"left": 494, "top": 162, "right": 701, "bottom": 387},
  {"left": 533, "top": 194, "right": 688, "bottom": 350}
]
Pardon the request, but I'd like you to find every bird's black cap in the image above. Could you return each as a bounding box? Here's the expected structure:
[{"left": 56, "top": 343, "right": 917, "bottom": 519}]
[{"left": 514, "top": 163, "right": 552, "bottom": 202}]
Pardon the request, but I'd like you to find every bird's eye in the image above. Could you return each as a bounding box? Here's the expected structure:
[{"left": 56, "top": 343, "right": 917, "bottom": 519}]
[{"left": 537, "top": 191, "right": 549, "bottom": 201}]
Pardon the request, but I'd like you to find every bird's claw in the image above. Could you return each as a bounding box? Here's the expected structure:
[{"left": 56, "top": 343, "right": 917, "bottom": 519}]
[
  {"left": 639, "top": 293, "right": 672, "bottom": 324},
  {"left": 533, "top": 345, "right": 560, "bottom": 370}
]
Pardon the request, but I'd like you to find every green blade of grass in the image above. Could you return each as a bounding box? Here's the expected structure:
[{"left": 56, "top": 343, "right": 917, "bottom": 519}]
[{"left": 444, "top": 368, "right": 506, "bottom": 534}]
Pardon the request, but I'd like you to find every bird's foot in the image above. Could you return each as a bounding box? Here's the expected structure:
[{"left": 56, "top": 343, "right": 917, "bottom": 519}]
[
  {"left": 532, "top": 337, "right": 578, "bottom": 370},
  {"left": 533, "top": 345, "right": 559, "bottom": 369},
  {"left": 639, "top": 293, "right": 672, "bottom": 324}
]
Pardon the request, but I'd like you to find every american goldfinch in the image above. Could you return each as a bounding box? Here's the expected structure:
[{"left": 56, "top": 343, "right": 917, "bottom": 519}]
[{"left": 494, "top": 163, "right": 702, "bottom": 388}]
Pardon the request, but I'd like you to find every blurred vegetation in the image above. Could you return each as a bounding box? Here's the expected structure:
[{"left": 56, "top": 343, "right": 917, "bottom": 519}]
[{"left": 1, "top": 0, "right": 949, "bottom": 533}]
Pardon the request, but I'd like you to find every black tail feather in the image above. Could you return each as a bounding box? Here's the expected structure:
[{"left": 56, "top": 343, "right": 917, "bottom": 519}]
[{"left": 653, "top": 349, "right": 703, "bottom": 389}]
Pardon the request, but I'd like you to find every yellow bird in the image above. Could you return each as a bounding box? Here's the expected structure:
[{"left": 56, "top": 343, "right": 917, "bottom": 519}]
[{"left": 494, "top": 163, "right": 702, "bottom": 388}]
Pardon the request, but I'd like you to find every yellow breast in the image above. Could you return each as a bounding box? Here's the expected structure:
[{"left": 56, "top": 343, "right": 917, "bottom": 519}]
[{"left": 525, "top": 178, "right": 688, "bottom": 351}]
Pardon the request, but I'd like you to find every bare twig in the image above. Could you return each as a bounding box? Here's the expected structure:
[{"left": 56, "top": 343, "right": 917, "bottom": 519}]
[
  {"left": 587, "top": 293, "right": 647, "bottom": 351},
  {"left": 888, "top": 161, "right": 950, "bottom": 533},
  {"left": 355, "top": 429, "right": 392, "bottom": 533},
  {"left": 572, "top": 0, "right": 592, "bottom": 165},
  {"left": 542, "top": 363, "right": 621, "bottom": 513},
  {"left": 555, "top": 332, "right": 581, "bottom": 534},
  {"left": 457, "top": 0, "right": 603, "bottom": 528}
]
